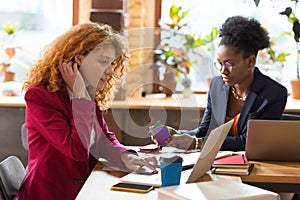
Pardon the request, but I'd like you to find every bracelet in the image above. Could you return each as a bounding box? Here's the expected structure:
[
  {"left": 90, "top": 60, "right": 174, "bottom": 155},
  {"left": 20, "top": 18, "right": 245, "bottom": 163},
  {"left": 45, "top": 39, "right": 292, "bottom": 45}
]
[{"left": 194, "top": 137, "right": 199, "bottom": 150}]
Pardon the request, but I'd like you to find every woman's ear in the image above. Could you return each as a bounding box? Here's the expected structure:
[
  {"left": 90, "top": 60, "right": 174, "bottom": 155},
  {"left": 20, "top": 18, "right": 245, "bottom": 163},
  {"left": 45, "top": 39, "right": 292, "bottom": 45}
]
[
  {"left": 74, "top": 55, "right": 85, "bottom": 65},
  {"left": 248, "top": 55, "right": 256, "bottom": 67}
]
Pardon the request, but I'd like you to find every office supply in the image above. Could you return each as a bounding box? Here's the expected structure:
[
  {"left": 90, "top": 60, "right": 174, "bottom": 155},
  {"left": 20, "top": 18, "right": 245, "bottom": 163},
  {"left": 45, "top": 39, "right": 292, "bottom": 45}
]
[
  {"left": 213, "top": 154, "right": 249, "bottom": 168},
  {"left": 139, "top": 144, "right": 160, "bottom": 153},
  {"left": 110, "top": 183, "right": 154, "bottom": 193},
  {"left": 246, "top": 120, "right": 300, "bottom": 161},
  {"left": 212, "top": 163, "right": 254, "bottom": 176},
  {"left": 159, "top": 154, "right": 183, "bottom": 187},
  {"left": 76, "top": 158, "right": 300, "bottom": 199},
  {"left": 120, "top": 120, "right": 234, "bottom": 187},
  {"left": 155, "top": 180, "right": 280, "bottom": 200},
  {"left": 242, "top": 154, "right": 246, "bottom": 164},
  {"left": 212, "top": 154, "right": 254, "bottom": 175}
]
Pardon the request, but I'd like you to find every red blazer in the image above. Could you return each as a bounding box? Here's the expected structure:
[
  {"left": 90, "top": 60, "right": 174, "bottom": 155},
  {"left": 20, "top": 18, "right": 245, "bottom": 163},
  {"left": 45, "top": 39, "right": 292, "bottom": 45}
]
[{"left": 17, "top": 85, "right": 130, "bottom": 200}]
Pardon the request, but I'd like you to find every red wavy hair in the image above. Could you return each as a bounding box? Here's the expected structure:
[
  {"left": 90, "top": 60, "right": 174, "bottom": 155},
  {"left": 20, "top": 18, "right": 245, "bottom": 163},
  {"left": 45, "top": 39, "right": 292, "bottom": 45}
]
[{"left": 23, "top": 22, "right": 129, "bottom": 110}]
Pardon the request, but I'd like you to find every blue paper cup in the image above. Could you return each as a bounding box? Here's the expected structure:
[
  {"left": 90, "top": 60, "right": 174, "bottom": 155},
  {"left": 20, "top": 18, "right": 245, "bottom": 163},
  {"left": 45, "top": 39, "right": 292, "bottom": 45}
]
[{"left": 160, "top": 155, "right": 183, "bottom": 187}]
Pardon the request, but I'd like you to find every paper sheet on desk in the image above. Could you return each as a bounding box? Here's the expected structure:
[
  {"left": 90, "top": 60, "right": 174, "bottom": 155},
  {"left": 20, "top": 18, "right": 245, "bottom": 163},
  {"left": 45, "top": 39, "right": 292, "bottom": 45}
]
[
  {"left": 121, "top": 120, "right": 235, "bottom": 186},
  {"left": 119, "top": 151, "right": 234, "bottom": 187},
  {"left": 100, "top": 150, "right": 233, "bottom": 172},
  {"left": 117, "top": 152, "right": 200, "bottom": 187}
]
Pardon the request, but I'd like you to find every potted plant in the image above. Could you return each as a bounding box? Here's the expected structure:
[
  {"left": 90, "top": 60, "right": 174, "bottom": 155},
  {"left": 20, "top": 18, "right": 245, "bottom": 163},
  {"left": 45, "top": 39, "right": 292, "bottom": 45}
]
[
  {"left": 154, "top": 3, "right": 218, "bottom": 97},
  {"left": 154, "top": 4, "right": 191, "bottom": 97},
  {"left": 279, "top": 7, "right": 300, "bottom": 98},
  {"left": 181, "top": 76, "right": 192, "bottom": 98},
  {"left": 154, "top": 45, "right": 191, "bottom": 97},
  {"left": 1, "top": 22, "right": 19, "bottom": 82},
  {"left": 257, "top": 34, "right": 290, "bottom": 83}
]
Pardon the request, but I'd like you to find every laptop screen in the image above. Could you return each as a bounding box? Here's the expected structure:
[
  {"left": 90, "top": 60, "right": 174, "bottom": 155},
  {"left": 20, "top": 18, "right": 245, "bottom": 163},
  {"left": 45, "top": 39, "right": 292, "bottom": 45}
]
[{"left": 246, "top": 119, "right": 300, "bottom": 162}]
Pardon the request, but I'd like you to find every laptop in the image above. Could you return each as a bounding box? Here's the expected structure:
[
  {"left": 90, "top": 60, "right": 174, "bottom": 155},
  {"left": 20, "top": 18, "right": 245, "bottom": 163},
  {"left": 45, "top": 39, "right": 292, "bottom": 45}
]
[
  {"left": 246, "top": 119, "right": 300, "bottom": 162},
  {"left": 119, "top": 119, "right": 234, "bottom": 187}
]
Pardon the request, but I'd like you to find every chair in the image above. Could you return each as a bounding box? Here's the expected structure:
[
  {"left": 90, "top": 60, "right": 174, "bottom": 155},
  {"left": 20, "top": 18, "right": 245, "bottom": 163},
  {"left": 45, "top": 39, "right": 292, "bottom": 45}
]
[
  {"left": 20, "top": 124, "right": 29, "bottom": 171},
  {"left": 20, "top": 123, "right": 28, "bottom": 151},
  {"left": 281, "top": 113, "right": 300, "bottom": 120},
  {"left": 0, "top": 156, "right": 26, "bottom": 200}
]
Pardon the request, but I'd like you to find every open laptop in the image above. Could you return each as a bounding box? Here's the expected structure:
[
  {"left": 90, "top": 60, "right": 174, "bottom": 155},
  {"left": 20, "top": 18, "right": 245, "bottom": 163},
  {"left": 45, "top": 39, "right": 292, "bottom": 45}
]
[
  {"left": 119, "top": 119, "right": 234, "bottom": 187},
  {"left": 246, "top": 119, "right": 300, "bottom": 162}
]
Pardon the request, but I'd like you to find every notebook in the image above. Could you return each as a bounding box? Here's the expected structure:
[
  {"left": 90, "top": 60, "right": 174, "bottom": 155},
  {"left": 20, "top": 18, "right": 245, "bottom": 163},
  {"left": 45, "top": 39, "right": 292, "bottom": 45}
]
[
  {"left": 246, "top": 119, "right": 300, "bottom": 161},
  {"left": 213, "top": 154, "right": 249, "bottom": 168},
  {"left": 120, "top": 119, "right": 234, "bottom": 187}
]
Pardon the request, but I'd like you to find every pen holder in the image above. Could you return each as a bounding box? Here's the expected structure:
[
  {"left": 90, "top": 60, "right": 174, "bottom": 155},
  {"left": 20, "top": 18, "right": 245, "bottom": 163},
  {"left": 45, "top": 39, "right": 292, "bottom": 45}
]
[{"left": 160, "top": 155, "right": 183, "bottom": 187}]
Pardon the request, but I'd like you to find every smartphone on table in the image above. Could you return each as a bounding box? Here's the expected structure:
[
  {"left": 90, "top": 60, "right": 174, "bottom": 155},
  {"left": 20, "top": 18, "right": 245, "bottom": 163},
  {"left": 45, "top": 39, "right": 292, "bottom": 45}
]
[{"left": 110, "top": 183, "right": 154, "bottom": 193}]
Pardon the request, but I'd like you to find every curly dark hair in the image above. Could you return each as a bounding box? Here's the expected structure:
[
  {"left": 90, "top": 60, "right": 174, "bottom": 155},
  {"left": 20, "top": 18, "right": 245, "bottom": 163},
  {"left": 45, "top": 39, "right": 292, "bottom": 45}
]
[{"left": 219, "top": 16, "right": 270, "bottom": 58}]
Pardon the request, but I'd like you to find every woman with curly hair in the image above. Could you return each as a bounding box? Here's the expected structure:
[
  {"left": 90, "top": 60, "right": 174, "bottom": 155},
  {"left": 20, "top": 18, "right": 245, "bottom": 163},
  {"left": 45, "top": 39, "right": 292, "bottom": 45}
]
[
  {"left": 17, "top": 22, "right": 157, "bottom": 200},
  {"left": 161, "top": 16, "right": 288, "bottom": 151}
]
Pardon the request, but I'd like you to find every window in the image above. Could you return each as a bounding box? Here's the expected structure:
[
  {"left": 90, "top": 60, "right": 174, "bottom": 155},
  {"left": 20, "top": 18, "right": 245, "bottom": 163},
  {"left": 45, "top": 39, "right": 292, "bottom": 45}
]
[
  {"left": 0, "top": 0, "right": 73, "bottom": 82},
  {"left": 161, "top": 0, "right": 300, "bottom": 92}
]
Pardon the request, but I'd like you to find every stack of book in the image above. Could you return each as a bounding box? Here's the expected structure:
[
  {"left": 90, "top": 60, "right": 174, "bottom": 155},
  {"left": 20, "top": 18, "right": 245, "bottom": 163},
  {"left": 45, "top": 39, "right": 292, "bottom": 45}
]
[{"left": 212, "top": 154, "right": 254, "bottom": 175}]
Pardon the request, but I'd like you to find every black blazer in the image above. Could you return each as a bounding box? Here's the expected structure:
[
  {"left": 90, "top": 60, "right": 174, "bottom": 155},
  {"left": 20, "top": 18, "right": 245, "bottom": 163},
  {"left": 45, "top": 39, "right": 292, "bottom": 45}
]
[{"left": 182, "top": 67, "right": 288, "bottom": 151}]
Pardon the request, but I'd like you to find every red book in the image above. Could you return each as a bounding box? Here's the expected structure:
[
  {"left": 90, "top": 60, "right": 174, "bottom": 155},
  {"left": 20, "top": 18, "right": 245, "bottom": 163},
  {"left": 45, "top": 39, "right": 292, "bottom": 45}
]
[{"left": 213, "top": 154, "right": 249, "bottom": 168}]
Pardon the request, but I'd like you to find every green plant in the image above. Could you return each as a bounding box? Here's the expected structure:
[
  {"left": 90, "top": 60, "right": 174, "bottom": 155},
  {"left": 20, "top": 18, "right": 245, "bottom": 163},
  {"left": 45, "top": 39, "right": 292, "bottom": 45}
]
[
  {"left": 254, "top": 0, "right": 298, "bottom": 7},
  {"left": 258, "top": 36, "right": 291, "bottom": 67},
  {"left": 3, "top": 23, "right": 18, "bottom": 34},
  {"left": 164, "top": 3, "right": 189, "bottom": 31},
  {"left": 1, "top": 22, "right": 24, "bottom": 76},
  {"left": 253, "top": 0, "right": 299, "bottom": 80},
  {"left": 155, "top": 4, "right": 193, "bottom": 76},
  {"left": 155, "top": 3, "right": 219, "bottom": 89},
  {"left": 2, "top": 22, "right": 19, "bottom": 45},
  {"left": 257, "top": 35, "right": 291, "bottom": 82},
  {"left": 279, "top": 7, "right": 300, "bottom": 80}
]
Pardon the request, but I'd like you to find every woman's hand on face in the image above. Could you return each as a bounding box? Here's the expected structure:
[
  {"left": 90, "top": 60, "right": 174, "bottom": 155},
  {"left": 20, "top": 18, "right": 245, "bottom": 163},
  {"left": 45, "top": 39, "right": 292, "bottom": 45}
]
[
  {"left": 121, "top": 152, "right": 158, "bottom": 173},
  {"left": 166, "top": 134, "right": 195, "bottom": 150},
  {"left": 59, "top": 60, "right": 85, "bottom": 98}
]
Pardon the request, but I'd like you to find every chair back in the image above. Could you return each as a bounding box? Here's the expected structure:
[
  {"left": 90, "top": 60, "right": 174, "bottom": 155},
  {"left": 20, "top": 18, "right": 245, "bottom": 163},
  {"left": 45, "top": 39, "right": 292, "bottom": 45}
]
[
  {"left": 21, "top": 123, "right": 28, "bottom": 151},
  {"left": 0, "top": 156, "right": 26, "bottom": 200},
  {"left": 281, "top": 113, "right": 300, "bottom": 120}
]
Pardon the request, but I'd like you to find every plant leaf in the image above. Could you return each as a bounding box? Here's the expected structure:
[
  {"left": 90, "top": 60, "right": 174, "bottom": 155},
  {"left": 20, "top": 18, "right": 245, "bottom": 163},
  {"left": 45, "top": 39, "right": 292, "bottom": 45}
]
[
  {"left": 181, "top": 10, "right": 190, "bottom": 20},
  {"left": 169, "top": 4, "right": 181, "bottom": 23},
  {"left": 277, "top": 53, "right": 291, "bottom": 62},
  {"left": 3, "top": 23, "right": 17, "bottom": 35},
  {"left": 279, "top": 7, "right": 292, "bottom": 17},
  {"left": 293, "top": 21, "right": 300, "bottom": 42}
]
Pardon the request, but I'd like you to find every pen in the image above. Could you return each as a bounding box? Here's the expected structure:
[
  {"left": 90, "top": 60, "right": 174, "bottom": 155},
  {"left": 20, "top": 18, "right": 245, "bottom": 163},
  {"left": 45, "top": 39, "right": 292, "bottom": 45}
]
[{"left": 242, "top": 154, "right": 246, "bottom": 164}]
